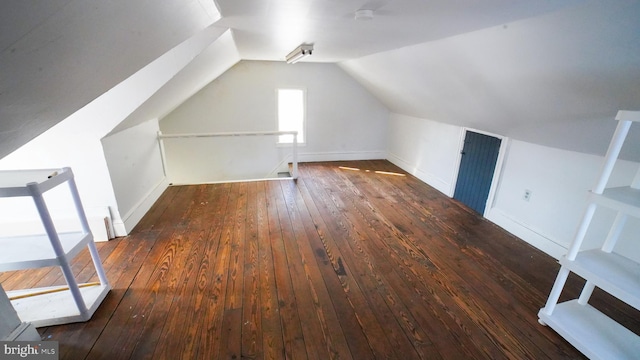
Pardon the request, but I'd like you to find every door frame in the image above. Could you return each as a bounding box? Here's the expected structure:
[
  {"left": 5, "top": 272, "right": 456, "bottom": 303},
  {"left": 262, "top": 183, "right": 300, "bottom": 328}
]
[{"left": 449, "top": 127, "right": 509, "bottom": 216}]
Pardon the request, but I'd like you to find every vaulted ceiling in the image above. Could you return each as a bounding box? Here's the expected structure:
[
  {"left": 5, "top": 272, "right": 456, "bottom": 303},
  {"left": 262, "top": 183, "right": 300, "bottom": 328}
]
[
  {"left": 0, "top": 0, "right": 220, "bottom": 159},
  {"left": 214, "top": 0, "right": 582, "bottom": 62},
  {"left": 1, "top": 0, "right": 639, "bottom": 160}
]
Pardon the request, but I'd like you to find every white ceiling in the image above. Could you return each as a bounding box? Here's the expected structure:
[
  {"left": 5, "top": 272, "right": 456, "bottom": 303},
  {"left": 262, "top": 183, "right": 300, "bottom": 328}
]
[
  {"left": 1, "top": 0, "right": 638, "bottom": 160},
  {"left": 215, "top": 0, "right": 583, "bottom": 62},
  {"left": 0, "top": 0, "right": 219, "bottom": 159},
  {"left": 338, "top": 1, "right": 640, "bottom": 158}
]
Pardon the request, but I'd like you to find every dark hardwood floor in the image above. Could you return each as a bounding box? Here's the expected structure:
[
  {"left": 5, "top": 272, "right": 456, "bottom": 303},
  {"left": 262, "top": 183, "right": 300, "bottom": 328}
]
[{"left": 2, "top": 160, "right": 638, "bottom": 359}]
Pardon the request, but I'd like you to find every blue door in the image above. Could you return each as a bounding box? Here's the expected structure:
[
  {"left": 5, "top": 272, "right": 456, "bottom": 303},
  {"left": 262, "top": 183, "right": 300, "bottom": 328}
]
[{"left": 453, "top": 131, "right": 501, "bottom": 215}]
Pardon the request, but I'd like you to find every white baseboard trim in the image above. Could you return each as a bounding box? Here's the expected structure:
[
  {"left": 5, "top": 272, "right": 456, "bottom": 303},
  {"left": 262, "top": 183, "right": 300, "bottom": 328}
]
[
  {"left": 387, "top": 153, "right": 452, "bottom": 196},
  {"left": 485, "top": 208, "right": 567, "bottom": 259},
  {"left": 167, "top": 151, "right": 387, "bottom": 185},
  {"left": 112, "top": 219, "right": 127, "bottom": 238},
  {"left": 120, "top": 177, "right": 170, "bottom": 235},
  {"left": 298, "top": 150, "right": 387, "bottom": 163},
  {"left": 384, "top": 154, "right": 568, "bottom": 259}
]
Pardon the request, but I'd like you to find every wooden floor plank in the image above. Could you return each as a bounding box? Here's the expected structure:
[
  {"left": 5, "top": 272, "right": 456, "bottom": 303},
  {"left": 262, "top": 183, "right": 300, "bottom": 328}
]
[
  {"left": 347, "top": 162, "right": 582, "bottom": 358},
  {"left": 279, "top": 180, "right": 355, "bottom": 360},
  {"left": 179, "top": 184, "right": 230, "bottom": 359},
  {"left": 4, "top": 160, "right": 638, "bottom": 360},
  {"left": 241, "top": 181, "right": 264, "bottom": 359},
  {"left": 255, "top": 181, "right": 286, "bottom": 360},
  {"left": 337, "top": 162, "right": 576, "bottom": 359},
  {"left": 132, "top": 184, "right": 183, "bottom": 233},
  {"left": 294, "top": 178, "right": 383, "bottom": 360},
  {"left": 298, "top": 164, "right": 423, "bottom": 360},
  {"left": 220, "top": 182, "right": 248, "bottom": 359},
  {"left": 303, "top": 164, "right": 437, "bottom": 359},
  {"left": 274, "top": 180, "right": 334, "bottom": 360},
  {"left": 86, "top": 185, "right": 200, "bottom": 359},
  {"left": 331, "top": 163, "right": 532, "bottom": 358},
  {"left": 46, "top": 231, "right": 159, "bottom": 360},
  {"left": 265, "top": 180, "right": 308, "bottom": 360},
  {"left": 197, "top": 182, "right": 240, "bottom": 359},
  {"left": 314, "top": 163, "right": 480, "bottom": 359}
]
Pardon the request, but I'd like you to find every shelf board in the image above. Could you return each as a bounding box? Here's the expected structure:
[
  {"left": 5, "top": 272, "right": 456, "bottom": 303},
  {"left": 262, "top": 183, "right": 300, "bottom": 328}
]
[
  {"left": 0, "top": 232, "right": 92, "bottom": 271},
  {"left": 539, "top": 300, "right": 640, "bottom": 360},
  {"left": 616, "top": 110, "right": 640, "bottom": 123},
  {"left": 590, "top": 187, "right": 640, "bottom": 218},
  {"left": 561, "top": 249, "right": 640, "bottom": 310},
  {"left": 0, "top": 169, "right": 61, "bottom": 188},
  {"left": 8, "top": 284, "right": 110, "bottom": 328},
  {"left": 0, "top": 168, "right": 71, "bottom": 197}
]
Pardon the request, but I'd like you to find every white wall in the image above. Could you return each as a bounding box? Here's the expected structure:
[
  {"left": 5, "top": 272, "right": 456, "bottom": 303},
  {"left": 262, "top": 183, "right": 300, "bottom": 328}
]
[
  {"left": 0, "top": 0, "right": 220, "bottom": 160},
  {"left": 487, "top": 140, "right": 640, "bottom": 261},
  {"left": 109, "top": 30, "right": 240, "bottom": 135},
  {"left": 342, "top": 0, "right": 640, "bottom": 262},
  {"left": 387, "top": 113, "right": 461, "bottom": 195},
  {"left": 0, "top": 25, "right": 231, "bottom": 238},
  {"left": 387, "top": 113, "right": 640, "bottom": 262},
  {"left": 160, "top": 135, "right": 295, "bottom": 184},
  {"left": 101, "top": 119, "right": 168, "bottom": 233},
  {"left": 340, "top": 0, "right": 640, "bottom": 159},
  {"left": 160, "top": 60, "right": 389, "bottom": 183}
]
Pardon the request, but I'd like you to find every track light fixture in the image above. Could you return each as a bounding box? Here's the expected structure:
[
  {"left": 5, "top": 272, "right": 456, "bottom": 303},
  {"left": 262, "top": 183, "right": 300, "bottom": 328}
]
[
  {"left": 355, "top": 9, "right": 374, "bottom": 21},
  {"left": 285, "top": 44, "right": 313, "bottom": 64}
]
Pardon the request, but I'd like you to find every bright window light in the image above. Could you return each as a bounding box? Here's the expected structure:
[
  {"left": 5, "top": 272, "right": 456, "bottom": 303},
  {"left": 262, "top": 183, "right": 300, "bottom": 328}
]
[{"left": 278, "top": 88, "right": 305, "bottom": 144}]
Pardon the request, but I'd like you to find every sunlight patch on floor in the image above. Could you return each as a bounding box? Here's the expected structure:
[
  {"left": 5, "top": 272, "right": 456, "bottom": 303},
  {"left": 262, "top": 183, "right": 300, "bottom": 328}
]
[{"left": 338, "top": 166, "right": 406, "bottom": 177}]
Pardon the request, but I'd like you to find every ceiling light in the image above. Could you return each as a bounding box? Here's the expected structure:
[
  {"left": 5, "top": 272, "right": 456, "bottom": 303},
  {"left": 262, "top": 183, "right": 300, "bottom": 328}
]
[
  {"left": 355, "top": 9, "right": 374, "bottom": 21},
  {"left": 285, "top": 44, "right": 313, "bottom": 64}
]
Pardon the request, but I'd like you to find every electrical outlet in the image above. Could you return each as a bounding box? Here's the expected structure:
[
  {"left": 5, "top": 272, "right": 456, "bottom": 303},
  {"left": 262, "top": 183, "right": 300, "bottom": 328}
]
[{"left": 523, "top": 189, "right": 532, "bottom": 201}]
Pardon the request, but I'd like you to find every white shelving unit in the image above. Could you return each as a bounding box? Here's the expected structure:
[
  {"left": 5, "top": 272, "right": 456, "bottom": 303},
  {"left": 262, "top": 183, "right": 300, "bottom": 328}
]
[
  {"left": 538, "top": 110, "right": 640, "bottom": 359},
  {"left": 0, "top": 167, "right": 110, "bottom": 327}
]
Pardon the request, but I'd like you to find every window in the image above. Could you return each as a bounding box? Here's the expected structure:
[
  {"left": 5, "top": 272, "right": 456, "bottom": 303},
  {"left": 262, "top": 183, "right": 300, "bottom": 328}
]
[{"left": 277, "top": 88, "right": 305, "bottom": 144}]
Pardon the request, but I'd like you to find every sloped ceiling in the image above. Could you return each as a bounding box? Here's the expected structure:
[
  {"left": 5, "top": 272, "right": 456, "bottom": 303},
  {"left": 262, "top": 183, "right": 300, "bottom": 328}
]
[
  {"left": 339, "top": 0, "right": 640, "bottom": 158},
  {"left": 214, "top": 0, "right": 582, "bottom": 62},
  {"left": 108, "top": 30, "right": 240, "bottom": 135},
  {"left": 0, "top": 0, "right": 219, "bottom": 159},
  {"left": 2, "top": 0, "right": 638, "bottom": 160}
]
